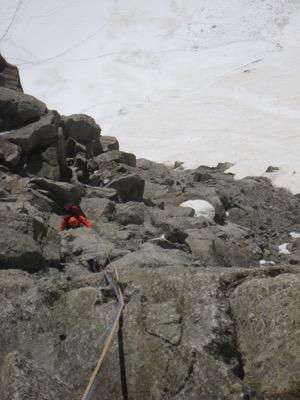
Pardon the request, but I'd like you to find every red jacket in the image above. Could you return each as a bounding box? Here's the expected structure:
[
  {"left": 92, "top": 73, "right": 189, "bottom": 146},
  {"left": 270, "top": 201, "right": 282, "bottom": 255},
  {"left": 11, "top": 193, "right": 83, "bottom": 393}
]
[{"left": 60, "top": 214, "right": 93, "bottom": 231}]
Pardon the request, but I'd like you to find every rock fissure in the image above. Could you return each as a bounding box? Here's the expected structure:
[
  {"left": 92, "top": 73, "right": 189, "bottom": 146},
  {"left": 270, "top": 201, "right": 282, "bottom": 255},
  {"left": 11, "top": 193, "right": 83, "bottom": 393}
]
[{"left": 170, "top": 350, "right": 196, "bottom": 397}]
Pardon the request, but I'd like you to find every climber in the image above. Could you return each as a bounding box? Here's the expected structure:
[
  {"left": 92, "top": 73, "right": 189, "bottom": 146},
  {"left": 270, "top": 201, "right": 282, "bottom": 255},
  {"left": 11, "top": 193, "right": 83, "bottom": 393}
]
[{"left": 60, "top": 203, "right": 93, "bottom": 231}]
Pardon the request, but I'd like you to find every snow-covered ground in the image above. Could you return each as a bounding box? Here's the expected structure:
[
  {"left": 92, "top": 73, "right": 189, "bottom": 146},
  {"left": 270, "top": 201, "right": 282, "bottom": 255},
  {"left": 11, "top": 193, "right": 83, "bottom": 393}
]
[{"left": 1, "top": 0, "right": 300, "bottom": 191}]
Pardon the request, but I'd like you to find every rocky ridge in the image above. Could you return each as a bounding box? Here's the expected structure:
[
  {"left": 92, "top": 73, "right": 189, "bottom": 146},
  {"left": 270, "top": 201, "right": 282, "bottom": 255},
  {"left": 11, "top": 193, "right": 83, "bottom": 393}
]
[{"left": 0, "top": 55, "right": 300, "bottom": 400}]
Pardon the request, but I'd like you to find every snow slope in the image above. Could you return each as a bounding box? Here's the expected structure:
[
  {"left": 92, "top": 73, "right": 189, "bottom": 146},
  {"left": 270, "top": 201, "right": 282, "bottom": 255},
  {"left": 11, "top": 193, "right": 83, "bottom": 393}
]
[{"left": 1, "top": 0, "right": 300, "bottom": 191}]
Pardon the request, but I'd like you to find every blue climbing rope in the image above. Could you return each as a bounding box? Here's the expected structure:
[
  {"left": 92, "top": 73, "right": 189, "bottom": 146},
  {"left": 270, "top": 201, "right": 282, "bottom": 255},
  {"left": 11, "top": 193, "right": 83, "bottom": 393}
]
[{"left": 81, "top": 270, "right": 124, "bottom": 400}]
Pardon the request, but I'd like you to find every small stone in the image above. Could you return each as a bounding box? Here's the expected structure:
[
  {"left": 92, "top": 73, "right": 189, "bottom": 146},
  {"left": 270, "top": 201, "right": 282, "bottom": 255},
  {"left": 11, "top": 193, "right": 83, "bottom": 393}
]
[
  {"left": 173, "top": 160, "right": 184, "bottom": 169},
  {"left": 265, "top": 166, "right": 279, "bottom": 173}
]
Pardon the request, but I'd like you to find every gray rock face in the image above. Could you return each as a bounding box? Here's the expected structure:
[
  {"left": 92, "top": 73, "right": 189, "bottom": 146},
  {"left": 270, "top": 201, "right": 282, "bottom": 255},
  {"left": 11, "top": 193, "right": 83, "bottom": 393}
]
[
  {"left": 137, "top": 158, "right": 174, "bottom": 185},
  {"left": 107, "top": 174, "right": 145, "bottom": 202},
  {"left": 0, "top": 266, "right": 262, "bottom": 400},
  {"left": 112, "top": 242, "right": 192, "bottom": 269},
  {"left": 0, "top": 138, "right": 21, "bottom": 168},
  {"left": 57, "top": 127, "right": 70, "bottom": 179},
  {"left": 65, "top": 136, "right": 86, "bottom": 157},
  {"left": 0, "top": 87, "right": 47, "bottom": 131},
  {"left": 28, "top": 177, "right": 83, "bottom": 206},
  {"left": 230, "top": 272, "right": 300, "bottom": 398},
  {"left": 85, "top": 186, "right": 118, "bottom": 201},
  {"left": 80, "top": 197, "right": 115, "bottom": 224},
  {"left": 2, "top": 111, "right": 58, "bottom": 153},
  {"left": 114, "top": 202, "right": 146, "bottom": 225},
  {"left": 62, "top": 114, "right": 101, "bottom": 145},
  {"left": 0, "top": 202, "right": 60, "bottom": 270},
  {"left": 218, "top": 176, "right": 300, "bottom": 258},
  {"left": 95, "top": 149, "right": 136, "bottom": 167},
  {"left": 61, "top": 228, "right": 115, "bottom": 266},
  {"left": 0, "top": 55, "right": 23, "bottom": 92},
  {"left": 0, "top": 269, "right": 116, "bottom": 398},
  {"left": 185, "top": 223, "right": 261, "bottom": 268},
  {"left": 100, "top": 135, "right": 119, "bottom": 152},
  {"left": 193, "top": 164, "right": 232, "bottom": 184},
  {"left": 0, "top": 212, "right": 43, "bottom": 270},
  {"left": 0, "top": 352, "right": 73, "bottom": 400},
  {"left": 23, "top": 146, "right": 60, "bottom": 180}
]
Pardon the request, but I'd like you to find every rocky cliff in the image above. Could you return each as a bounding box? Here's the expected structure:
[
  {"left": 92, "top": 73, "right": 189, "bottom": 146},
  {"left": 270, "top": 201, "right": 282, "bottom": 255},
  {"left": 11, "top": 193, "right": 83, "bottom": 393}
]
[{"left": 0, "top": 55, "right": 300, "bottom": 400}]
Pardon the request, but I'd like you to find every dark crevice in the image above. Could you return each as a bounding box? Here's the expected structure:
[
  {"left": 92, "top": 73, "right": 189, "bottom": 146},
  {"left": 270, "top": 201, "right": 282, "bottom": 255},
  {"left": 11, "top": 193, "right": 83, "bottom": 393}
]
[
  {"left": 118, "top": 314, "right": 129, "bottom": 400},
  {"left": 172, "top": 350, "right": 196, "bottom": 396},
  {"left": 225, "top": 303, "right": 245, "bottom": 380},
  {"left": 145, "top": 327, "right": 181, "bottom": 347},
  {"left": 216, "top": 268, "right": 298, "bottom": 385}
]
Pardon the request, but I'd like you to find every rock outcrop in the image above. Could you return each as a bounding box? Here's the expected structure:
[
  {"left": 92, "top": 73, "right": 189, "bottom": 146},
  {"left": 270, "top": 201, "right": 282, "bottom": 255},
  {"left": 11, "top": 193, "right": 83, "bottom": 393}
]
[
  {"left": 0, "top": 55, "right": 300, "bottom": 400},
  {"left": 0, "top": 54, "right": 23, "bottom": 92}
]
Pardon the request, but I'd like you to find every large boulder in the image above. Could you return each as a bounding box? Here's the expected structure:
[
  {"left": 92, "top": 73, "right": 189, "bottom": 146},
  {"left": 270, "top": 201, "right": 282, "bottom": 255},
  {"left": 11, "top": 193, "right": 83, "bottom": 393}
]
[
  {"left": 80, "top": 197, "right": 115, "bottom": 224},
  {"left": 143, "top": 180, "right": 169, "bottom": 207},
  {"left": 0, "top": 212, "right": 43, "bottom": 270},
  {"left": 2, "top": 111, "right": 59, "bottom": 153},
  {"left": 137, "top": 158, "right": 174, "bottom": 185},
  {"left": 28, "top": 177, "right": 83, "bottom": 206},
  {"left": 85, "top": 186, "right": 118, "bottom": 201},
  {"left": 62, "top": 114, "right": 101, "bottom": 145},
  {"left": 111, "top": 242, "right": 192, "bottom": 269},
  {"left": 114, "top": 265, "right": 261, "bottom": 400},
  {"left": 61, "top": 228, "right": 115, "bottom": 266},
  {"left": 0, "top": 55, "right": 23, "bottom": 92},
  {"left": 230, "top": 272, "right": 300, "bottom": 398},
  {"left": 40, "top": 147, "right": 60, "bottom": 178},
  {"left": 100, "top": 135, "right": 119, "bottom": 152},
  {"left": 95, "top": 150, "right": 136, "bottom": 167},
  {"left": 0, "top": 202, "right": 60, "bottom": 270},
  {"left": 0, "top": 87, "right": 47, "bottom": 132},
  {"left": 193, "top": 164, "right": 234, "bottom": 184},
  {"left": 114, "top": 202, "right": 146, "bottom": 225},
  {"left": 24, "top": 146, "right": 60, "bottom": 180},
  {"left": 107, "top": 174, "right": 144, "bottom": 202},
  {"left": 185, "top": 223, "right": 261, "bottom": 267},
  {"left": 0, "top": 269, "right": 116, "bottom": 398}
]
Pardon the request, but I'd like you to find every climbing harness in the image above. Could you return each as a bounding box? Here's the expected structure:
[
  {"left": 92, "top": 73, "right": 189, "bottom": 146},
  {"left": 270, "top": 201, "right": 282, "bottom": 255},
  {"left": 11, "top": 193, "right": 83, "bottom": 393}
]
[{"left": 80, "top": 266, "right": 125, "bottom": 400}]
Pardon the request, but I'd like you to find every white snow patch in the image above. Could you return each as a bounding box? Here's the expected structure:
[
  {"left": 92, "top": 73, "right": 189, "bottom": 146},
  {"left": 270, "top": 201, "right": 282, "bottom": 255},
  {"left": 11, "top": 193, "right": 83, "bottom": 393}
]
[
  {"left": 1, "top": 1, "right": 300, "bottom": 191},
  {"left": 259, "top": 259, "right": 275, "bottom": 266},
  {"left": 180, "top": 199, "right": 215, "bottom": 219},
  {"left": 290, "top": 232, "right": 300, "bottom": 239},
  {"left": 278, "top": 243, "right": 291, "bottom": 255}
]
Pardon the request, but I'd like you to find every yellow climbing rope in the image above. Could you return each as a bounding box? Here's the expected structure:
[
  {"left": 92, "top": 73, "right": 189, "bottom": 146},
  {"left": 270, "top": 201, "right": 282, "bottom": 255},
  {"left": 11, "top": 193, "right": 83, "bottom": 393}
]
[{"left": 80, "top": 265, "right": 125, "bottom": 400}]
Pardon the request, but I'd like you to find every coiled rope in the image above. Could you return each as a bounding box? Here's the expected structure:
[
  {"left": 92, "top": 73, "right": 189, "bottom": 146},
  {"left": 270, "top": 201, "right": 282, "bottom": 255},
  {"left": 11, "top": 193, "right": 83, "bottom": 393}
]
[{"left": 81, "top": 268, "right": 125, "bottom": 400}]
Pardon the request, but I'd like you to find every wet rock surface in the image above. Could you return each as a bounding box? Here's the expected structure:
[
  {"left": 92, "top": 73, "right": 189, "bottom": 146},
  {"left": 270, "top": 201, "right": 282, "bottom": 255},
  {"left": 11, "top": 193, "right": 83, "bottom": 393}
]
[{"left": 0, "top": 55, "right": 300, "bottom": 400}]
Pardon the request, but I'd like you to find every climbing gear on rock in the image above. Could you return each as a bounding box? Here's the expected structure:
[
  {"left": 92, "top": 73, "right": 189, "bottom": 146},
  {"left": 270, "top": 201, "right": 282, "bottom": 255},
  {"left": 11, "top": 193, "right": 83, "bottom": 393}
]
[{"left": 81, "top": 266, "right": 125, "bottom": 400}]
